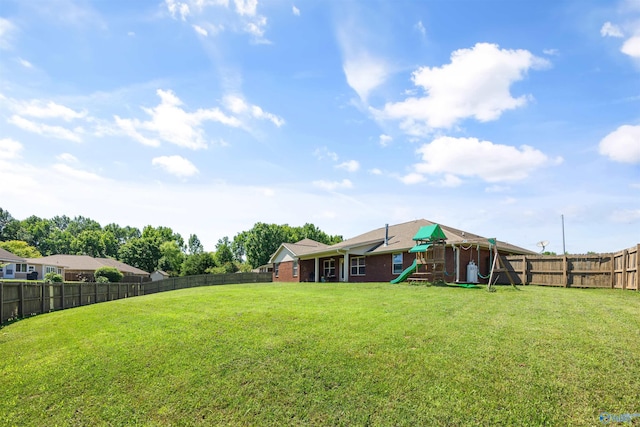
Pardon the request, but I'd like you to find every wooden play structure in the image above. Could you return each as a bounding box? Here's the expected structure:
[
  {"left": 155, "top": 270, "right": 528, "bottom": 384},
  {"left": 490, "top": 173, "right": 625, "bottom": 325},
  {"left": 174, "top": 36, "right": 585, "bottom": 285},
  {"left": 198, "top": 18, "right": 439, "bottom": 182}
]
[{"left": 390, "top": 224, "right": 448, "bottom": 285}]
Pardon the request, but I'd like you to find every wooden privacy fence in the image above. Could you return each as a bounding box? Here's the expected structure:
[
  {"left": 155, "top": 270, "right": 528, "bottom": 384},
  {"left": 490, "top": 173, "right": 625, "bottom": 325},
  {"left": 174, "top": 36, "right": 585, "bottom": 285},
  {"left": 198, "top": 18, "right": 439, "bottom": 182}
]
[
  {"left": 495, "top": 244, "right": 639, "bottom": 290},
  {"left": 0, "top": 272, "right": 273, "bottom": 325}
]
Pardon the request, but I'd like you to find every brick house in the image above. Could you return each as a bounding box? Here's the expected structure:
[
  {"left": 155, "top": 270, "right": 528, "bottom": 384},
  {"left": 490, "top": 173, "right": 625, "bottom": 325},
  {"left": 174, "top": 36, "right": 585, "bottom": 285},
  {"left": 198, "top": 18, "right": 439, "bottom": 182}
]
[{"left": 269, "top": 219, "right": 534, "bottom": 284}]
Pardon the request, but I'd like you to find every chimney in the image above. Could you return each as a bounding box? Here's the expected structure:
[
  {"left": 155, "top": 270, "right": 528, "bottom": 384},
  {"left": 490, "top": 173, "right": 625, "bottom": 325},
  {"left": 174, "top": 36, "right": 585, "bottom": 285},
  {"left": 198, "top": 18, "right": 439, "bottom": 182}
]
[{"left": 384, "top": 223, "right": 389, "bottom": 246}]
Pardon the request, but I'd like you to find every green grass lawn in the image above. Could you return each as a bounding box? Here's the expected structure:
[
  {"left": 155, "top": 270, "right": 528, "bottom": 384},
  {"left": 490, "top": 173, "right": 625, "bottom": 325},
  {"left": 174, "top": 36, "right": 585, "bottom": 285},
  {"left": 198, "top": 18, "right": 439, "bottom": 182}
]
[{"left": 1, "top": 283, "right": 639, "bottom": 426}]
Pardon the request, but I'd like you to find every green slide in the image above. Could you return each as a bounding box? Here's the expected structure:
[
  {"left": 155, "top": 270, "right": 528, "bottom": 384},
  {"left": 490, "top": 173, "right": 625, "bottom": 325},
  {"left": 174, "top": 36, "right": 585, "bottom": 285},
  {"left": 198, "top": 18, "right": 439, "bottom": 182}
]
[{"left": 390, "top": 259, "right": 418, "bottom": 284}]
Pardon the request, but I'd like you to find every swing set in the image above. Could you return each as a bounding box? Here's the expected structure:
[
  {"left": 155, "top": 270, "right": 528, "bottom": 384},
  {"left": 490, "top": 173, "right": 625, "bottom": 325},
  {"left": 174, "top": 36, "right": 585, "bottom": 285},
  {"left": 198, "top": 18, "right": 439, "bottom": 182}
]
[{"left": 390, "top": 224, "right": 518, "bottom": 290}]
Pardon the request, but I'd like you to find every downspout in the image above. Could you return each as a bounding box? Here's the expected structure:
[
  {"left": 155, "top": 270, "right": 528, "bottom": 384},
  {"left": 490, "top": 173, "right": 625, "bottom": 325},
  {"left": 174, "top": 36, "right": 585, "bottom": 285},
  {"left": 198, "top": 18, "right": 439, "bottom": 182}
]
[
  {"left": 454, "top": 244, "right": 460, "bottom": 282},
  {"left": 384, "top": 224, "right": 389, "bottom": 247}
]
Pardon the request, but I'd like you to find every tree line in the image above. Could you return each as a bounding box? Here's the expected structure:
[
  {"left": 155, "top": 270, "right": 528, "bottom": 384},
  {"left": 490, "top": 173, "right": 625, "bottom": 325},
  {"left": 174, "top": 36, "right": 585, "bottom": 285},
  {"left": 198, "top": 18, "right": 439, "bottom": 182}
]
[{"left": 0, "top": 208, "right": 342, "bottom": 276}]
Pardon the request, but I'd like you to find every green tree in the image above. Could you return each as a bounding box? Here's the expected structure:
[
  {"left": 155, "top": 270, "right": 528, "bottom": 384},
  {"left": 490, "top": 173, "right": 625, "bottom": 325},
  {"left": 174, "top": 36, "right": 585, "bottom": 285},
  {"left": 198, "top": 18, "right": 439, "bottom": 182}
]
[
  {"left": 181, "top": 252, "right": 216, "bottom": 276},
  {"left": 0, "top": 208, "right": 17, "bottom": 241},
  {"left": 0, "top": 240, "right": 42, "bottom": 258},
  {"left": 118, "top": 238, "right": 160, "bottom": 273},
  {"left": 158, "top": 241, "right": 184, "bottom": 275},
  {"left": 231, "top": 230, "right": 248, "bottom": 262},
  {"left": 66, "top": 216, "right": 101, "bottom": 237},
  {"left": 244, "top": 223, "right": 288, "bottom": 268},
  {"left": 72, "top": 230, "right": 106, "bottom": 257},
  {"left": 94, "top": 266, "right": 123, "bottom": 283},
  {"left": 19, "top": 215, "right": 53, "bottom": 251},
  {"left": 43, "top": 229, "right": 74, "bottom": 255},
  {"left": 101, "top": 231, "right": 119, "bottom": 258},
  {"left": 215, "top": 237, "right": 234, "bottom": 265},
  {"left": 188, "top": 234, "right": 203, "bottom": 254}
]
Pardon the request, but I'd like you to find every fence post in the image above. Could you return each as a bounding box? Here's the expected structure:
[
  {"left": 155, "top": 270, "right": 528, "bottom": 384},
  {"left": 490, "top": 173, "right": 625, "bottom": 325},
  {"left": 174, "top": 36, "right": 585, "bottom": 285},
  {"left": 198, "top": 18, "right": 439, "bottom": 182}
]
[
  {"left": 636, "top": 244, "right": 640, "bottom": 291},
  {"left": 60, "top": 282, "right": 65, "bottom": 309},
  {"left": 563, "top": 256, "right": 568, "bottom": 287},
  {"left": 622, "top": 250, "right": 628, "bottom": 290},
  {"left": 611, "top": 253, "right": 616, "bottom": 288},
  {"left": 521, "top": 255, "right": 527, "bottom": 285},
  {"left": 19, "top": 282, "right": 24, "bottom": 317},
  {"left": 0, "top": 282, "right": 4, "bottom": 323},
  {"left": 41, "top": 283, "right": 45, "bottom": 315},
  {"left": 79, "top": 283, "right": 83, "bottom": 306}
]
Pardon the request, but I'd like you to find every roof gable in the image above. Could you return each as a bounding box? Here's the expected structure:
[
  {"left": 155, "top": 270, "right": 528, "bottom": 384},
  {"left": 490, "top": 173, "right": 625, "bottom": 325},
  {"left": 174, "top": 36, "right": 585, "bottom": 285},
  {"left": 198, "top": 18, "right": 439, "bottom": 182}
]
[{"left": 0, "top": 247, "right": 26, "bottom": 263}]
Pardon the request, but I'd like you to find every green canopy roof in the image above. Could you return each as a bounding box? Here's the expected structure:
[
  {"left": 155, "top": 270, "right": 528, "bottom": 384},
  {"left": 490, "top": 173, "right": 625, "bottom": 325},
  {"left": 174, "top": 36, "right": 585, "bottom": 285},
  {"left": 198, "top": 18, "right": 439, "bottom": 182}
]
[
  {"left": 409, "top": 243, "right": 432, "bottom": 253},
  {"left": 413, "top": 224, "right": 447, "bottom": 241}
]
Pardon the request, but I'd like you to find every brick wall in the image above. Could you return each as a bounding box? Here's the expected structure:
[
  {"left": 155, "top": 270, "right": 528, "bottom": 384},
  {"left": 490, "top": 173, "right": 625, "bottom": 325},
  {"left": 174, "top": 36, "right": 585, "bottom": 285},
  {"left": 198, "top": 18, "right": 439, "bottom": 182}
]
[{"left": 273, "top": 260, "right": 301, "bottom": 282}]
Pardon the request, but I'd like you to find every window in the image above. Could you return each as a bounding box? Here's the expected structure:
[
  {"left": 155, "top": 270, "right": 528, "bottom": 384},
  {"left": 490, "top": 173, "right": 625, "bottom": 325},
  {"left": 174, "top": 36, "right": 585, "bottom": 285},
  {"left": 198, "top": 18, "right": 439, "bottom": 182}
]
[
  {"left": 392, "top": 253, "right": 403, "bottom": 274},
  {"left": 323, "top": 259, "right": 335, "bottom": 278},
  {"left": 15, "top": 264, "right": 28, "bottom": 273},
  {"left": 274, "top": 263, "right": 280, "bottom": 277},
  {"left": 28, "top": 265, "right": 35, "bottom": 272},
  {"left": 351, "top": 257, "right": 365, "bottom": 276},
  {"left": 45, "top": 266, "right": 60, "bottom": 274},
  {"left": 293, "top": 260, "right": 298, "bottom": 277}
]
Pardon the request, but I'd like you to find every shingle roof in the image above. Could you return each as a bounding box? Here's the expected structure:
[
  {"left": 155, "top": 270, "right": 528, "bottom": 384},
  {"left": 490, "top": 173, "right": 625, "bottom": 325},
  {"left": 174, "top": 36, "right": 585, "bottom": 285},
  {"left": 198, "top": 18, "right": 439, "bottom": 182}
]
[
  {"left": 298, "top": 219, "right": 534, "bottom": 257},
  {"left": 281, "top": 238, "right": 330, "bottom": 256},
  {"left": 23, "top": 254, "right": 150, "bottom": 275},
  {"left": 0, "top": 247, "right": 25, "bottom": 263}
]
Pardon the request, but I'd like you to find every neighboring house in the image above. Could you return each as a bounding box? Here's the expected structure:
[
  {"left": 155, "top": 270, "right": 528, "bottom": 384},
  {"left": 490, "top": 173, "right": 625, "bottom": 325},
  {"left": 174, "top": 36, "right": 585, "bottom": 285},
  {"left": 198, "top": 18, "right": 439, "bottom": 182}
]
[
  {"left": 0, "top": 247, "right": 27, "bottom": 279},
  {"left": 151, "top": 270, "right": 170, "bottom": 282},
  {"left": 23, "top": 255, "right": 150, "bottom": 282},
  {"left": 269, "top": 219, "right": 535, "bottom": 284},
  {"left": 252, "top": 264, "right": 274, "bottom": 274},
  {"left": 0, "top": 247, "right": 66, "bottom": 280}
]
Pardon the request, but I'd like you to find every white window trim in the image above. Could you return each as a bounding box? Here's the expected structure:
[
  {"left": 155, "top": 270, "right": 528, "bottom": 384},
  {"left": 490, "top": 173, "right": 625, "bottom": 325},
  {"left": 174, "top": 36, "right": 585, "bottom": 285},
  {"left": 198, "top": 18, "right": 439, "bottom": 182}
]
[
  {"left": 323, "top": 259, "right": 335, "bottom": 278},
  {"left": 350, "top": 256, "right": 366, "bottom": 276},
  {"left": 293, "top": 260, "right": 298, "bottom": 277},
  {"left": 274, "top": 263, "right": 280, "bottom": 278}
]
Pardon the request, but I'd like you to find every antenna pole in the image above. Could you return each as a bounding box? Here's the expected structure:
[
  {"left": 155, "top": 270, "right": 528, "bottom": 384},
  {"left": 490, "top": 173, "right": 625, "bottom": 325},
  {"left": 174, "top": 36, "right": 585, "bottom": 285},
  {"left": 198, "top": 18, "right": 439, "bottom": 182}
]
[{"left": 561, "top": 214, "right": 566, "bottom": 255}]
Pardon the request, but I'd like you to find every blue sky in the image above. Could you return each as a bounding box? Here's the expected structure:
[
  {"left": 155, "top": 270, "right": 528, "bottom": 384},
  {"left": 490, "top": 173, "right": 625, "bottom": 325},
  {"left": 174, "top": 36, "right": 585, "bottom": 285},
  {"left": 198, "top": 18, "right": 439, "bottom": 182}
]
[{"left": 0, "top": 0, "right": 638, "bottom": 254}]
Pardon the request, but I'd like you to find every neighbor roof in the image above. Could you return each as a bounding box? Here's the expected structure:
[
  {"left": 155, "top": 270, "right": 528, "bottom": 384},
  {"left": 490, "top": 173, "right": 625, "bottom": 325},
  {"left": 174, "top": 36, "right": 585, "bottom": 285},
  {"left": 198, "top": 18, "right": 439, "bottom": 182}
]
[
  {"left": 23, "top": 254, "right": 150, "bottom": 275},
  {"left": 0, "top": 247, "right": 25, "bottom": 263}
]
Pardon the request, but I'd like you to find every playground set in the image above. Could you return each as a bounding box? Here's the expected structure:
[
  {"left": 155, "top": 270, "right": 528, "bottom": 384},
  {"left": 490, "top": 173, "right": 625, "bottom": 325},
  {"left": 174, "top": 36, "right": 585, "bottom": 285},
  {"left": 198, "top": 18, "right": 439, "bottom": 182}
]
[{"left": 390, "top": 224, "right": 517, "bottom": 290}]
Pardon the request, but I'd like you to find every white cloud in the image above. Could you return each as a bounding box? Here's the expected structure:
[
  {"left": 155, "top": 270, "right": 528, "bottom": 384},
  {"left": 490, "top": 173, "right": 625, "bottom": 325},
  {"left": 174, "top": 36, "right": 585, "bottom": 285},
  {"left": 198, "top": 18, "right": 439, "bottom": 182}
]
[
  {"left": 336, "top": 160, "right": 360, "bottom": 172},
  {"left": 621, "top": 35, "right": 640, "bottom": 57},
  {"left": 244, "top": 16, "right": 268, "bottom": 41},
  {"left": 400, "top": 173, "right": 426, "bottom": 185},
  {"left": 415, "top": 21, "right": 426, "bottom": 37},
  {"left": 52, "top": 163, "right": 102, "bottom": 181},
  {"left": 543, "top": 49, "right": 559, "bottom": 56},
  {"left": 601, "top": 22, "right": 624, "bottom": 38},
  {"left": 13, "top": 99, "right": 87, "bottom": 121},
  {"left": 166, "top": 0, "right": 191, "bottom": 20},
  {"left": 8, "top": 115, "right": 83, "bottom": 142},
  {"left": 56, "top": 153, "right": 78, "bottom": 163},
  {"left": 379, "top": 134, "right": 392, "bottom": 147},
  {"left": 222, "top": 94, "right": 284, "bottom": 126},
  {"left": 378, "top": 43, "right": 549, "bottom": 134},
  {"left": 0, "top": 17, "right": 16, "bottom": 50},
  {"left": 438, "top": 174, "right": 463, "bottom": 187},
  {"left": 413, "top": 136, "right": 561, "bottom": 182},
  {"left": 313, "top": 147, "right": 339, "bottom": 162},
  {"left": 234, "top": 0, "right": 257, "bottom": 16},
  {"left": 152, "top": 155, "right": 199, "bottom": 177},
  {"left": 292, "top": 5, "right": 300, "bottom": 16},
  {"left": 115, "top": 89, "right": 242, "bottom": 150},
  {"left": 312, "top": 179, "right": 353, "bottom": 191},
  {"left": 128, "top": 31, "right": 135, "bottom": 36},
  {"left": 342, "top": 52, "right": 389, "bottom": 103},
  {"left": 114, "top": 116, "right": 160, "bottom": 147},
  {"left": 17, "top": 58, "right": 33, "bottom": 68},
  {"left": 193, "top": 24, "right": 208, "bottom": 36},
  {"left": 0, "top": 138, "right": 23, "bottom": 159},
  {"left": 369, "top": 168, "right": 382, "bottom": 175},
  {"left": 599, "top": 124, "right": 640, "bottom": 163}
]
